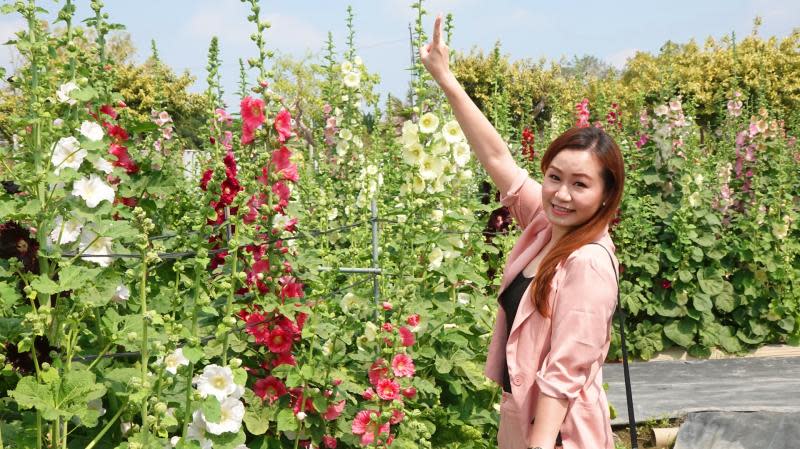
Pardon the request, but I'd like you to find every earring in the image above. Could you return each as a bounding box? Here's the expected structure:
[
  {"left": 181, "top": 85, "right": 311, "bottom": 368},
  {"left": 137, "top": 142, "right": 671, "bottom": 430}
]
[{"left": 602, "top": 201, "right": 607, "bottom": 207}]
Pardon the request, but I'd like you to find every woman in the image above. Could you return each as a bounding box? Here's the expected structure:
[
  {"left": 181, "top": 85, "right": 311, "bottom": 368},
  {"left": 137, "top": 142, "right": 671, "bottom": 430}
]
[{"left": 420, "top": 15, "right": 625, "bottom": 449}]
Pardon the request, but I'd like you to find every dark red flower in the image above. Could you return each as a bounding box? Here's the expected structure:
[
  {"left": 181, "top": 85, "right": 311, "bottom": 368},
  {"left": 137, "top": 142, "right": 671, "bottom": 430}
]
[
  {"left": 200, "top": 169, "right": 214, "bottom": 191},
  {"left": 253, "top": 376, "right": 287, "bottom": 403},
  {"left": 661, "top": 279, "right": 672, "bottom": 289},
  {"left": 267, "top": 327, "right": 293, "bottom": 353},
  {"left": 100, "top": 104, "right": 118, "bottom": 119}
]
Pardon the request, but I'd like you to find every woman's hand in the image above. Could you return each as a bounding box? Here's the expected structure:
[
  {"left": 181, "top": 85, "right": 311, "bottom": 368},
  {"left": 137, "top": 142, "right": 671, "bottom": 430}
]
[{"left": 419, "top": 14, "right": 451, "bottom": 85}]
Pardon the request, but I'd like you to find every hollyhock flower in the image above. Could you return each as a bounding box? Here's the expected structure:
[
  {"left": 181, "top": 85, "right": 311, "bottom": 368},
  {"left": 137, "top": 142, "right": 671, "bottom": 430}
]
[
  {"left": 442, "top": 120, "right": 464, "bottom": 143},
  {"left": 161, "top": 348, "right": 190, "bottom": 374},
  {"left": 79, "top": 121, "right": 104, "bottom": 142},
  {"left": 106, "top": 124, "right": 129, "bottom": 142},
  {"left": 322, "top": 400, "right": 345, "bottom": 421},
  {"left": 575, "top": 98, "right": 591, "bottom": 128},
  {"left": 343, "top": 71, "right": 361, "bottom": 89},
  {"left": 253, "top": 376, "right": 287, "bottom": 404},
  {"left": 661, "top": 279, "right": 672, "bottom": 289},
  {"left": 266, "top": 327, "right": 293, "bottom": 353},
  {"left": 51, "top": 137, "right": 86, "bottom": 174},
  {"left": 195, "top": 364, "right": 238, "bottom": 401},
  {"left": 93, "top": 157, "right": 114, "bottom": 174},
  {"left": 187, "top": 411, "right": 214, "bottom": 449},
  {"left": 100, "top": 104, "right": 118, "bottom": 119},
  {"left": 362, "top": 387, "right": 375, "bottom": 400},
  {"left": 401, "top": 121, "right": 419, "bottom": 146},
  {"left": 56, "top": 81, "right": 78, "bottom": 105},
  {"left": 407, "top": 314, "right": 420, "bottom": 327},
  {"left": 368, "top": 358, "right": 389, "bottom": 386},
  {"left": 382, "top": 322, "right": 393, "bottom": 333},
  {"left": 72, "top": 174, "right": 115, "bottom": 208},
  {"left": 341, "top": 60, "right": 354, "bottom": 73},
  {"left": 272, "top": 146, "right": 298, "bottom": 181},
  {"left": 390, "top": 409, "right": 404, "bottom": 425},
  {"left": 219, "top": 177, "right": 241, "bottom": 205},
  {"left": 215, "top": 108, "right": 233, "bottom": 125},
  {"left": 204, "top": 397, "right": 245, "bottom": 435},
  {"left": 279, "top": 277, "right": 304, "bottom": 301},
  {"left": 654, "top": 104, "right": 669, "bottom": 117},
  {"left": 428, "top": 246, "right": 444, "bottom": 270},
  {"left": 391, "top": 353, "right": 415, "bottom": 377},
  {"left": 418, "top": 113, "right": 439, "bottom": 134},
  {"left": 49, "top": 215, "right": 83, "bottom": 245},
  {"left": 78, "top": 230, "right": 113, "bottom": 267},
  {"left": 108, "top": 144, "right": 138, "bottom": 174},
  {"left": 200, "top": 169, "right": 213, "bottom": 190},
  {"left": 112, "top": 284, "right": 130, "bottom": 303},
  {"left": 398, "top": 326, "right": 415, "bottom": 347},
  {"left": 322, "top": 436, "right": 338, "bottom": 448},
  {"left": 290, "top": 388, "right": 316, "bottom": 415},
  {"left": 240, "top": 96, "right": 265, "bottom": 144},
  {"left": 402, "top": 142, "right": 424, "bottom": 165},
  {"left": 401, "top": 387, "right": 417, "bottom": 399},
  {"left": 727, "top": 100, "right": 743, "bottom": 117},
  {"left": 376, "top": 378, "right": 400, "bottom": 401},
  {"left": 418, "top": 154, "right": 445, "bottom": 180},
  {"left": 452, "top": 141, "right": 471, "bottom": 166},
  {"left": 635, "top": 134, "right": 649, "bottom": 149},
  {"left": 273, "top": 351, "right": 297, "bottom": 368},
  {"left": 352, "top": 410, "right": 390, "bottom": 446},
  {"left": 274, "top": 109, "right": 293, "bottom": 143}
]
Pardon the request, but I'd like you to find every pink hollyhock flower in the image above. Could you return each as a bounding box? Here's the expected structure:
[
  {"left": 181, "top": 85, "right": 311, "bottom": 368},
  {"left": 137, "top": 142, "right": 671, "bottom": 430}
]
[
  {"left": 389, "top": 409, "right": 404, "bottom": 425},
  {"left": 322, "top": 400, "right": 345, "bottom": 421},
  {"left": 398, "top": 326, "right": 415, "bottom": 347},
  {"left": 382, "top": 322, "right": 393, "bottom": 333},
  {"left": 271, "top": 146, "right": 299, "bottom": 182},
  {"left": 266, "top": 327, "right": 293, "bottom": 353},
  {"left": 253, "top": 376, "right": 287, "bottom": 404},
  {"left": 243, "top": 193, "right": 266, "bottom": 224},
  {"left": 323, "top": 103, "right": 332, "bottom": 115},
  {"left": 240, "top": 96, "right": 266, "bottom": 145},
  {"left": 368, "top": 359, "right": 389, "bottom": 386},
  {"left": 382, "top": 301, "right": 393, "bottom": 310},
  {"left": 215, "top": 108, "right": 233, "bottom": 126},
  {"left": 351, "top": 410, "right": 390, "bottom": 446},
  {"left": 322, "top": 436, "right": 337, "bottom": 448},
  {"left": 221, "top": 131, "right": 233, "bottom": 151},
  {"left": 274, "top": 108, "right": 293, "bottom": 143},
  {"left": 247, "top": 258, "right": 271, "bottom": 294},
  {"left": 635, "top": 133, "right": 649, "bottom": 149},
  {"left": 391, "top": 353, "right": 415, "bottom": 377},
  {"left": 401, "top": 387, "right": 417, "bottom": 399},
  {"left": 279, "top": 277, "right": 304, "bottom": 301},
  {"left": 376, "top": 378, "right": 400, "bottom": 401},
  {"left": 362, "top": 387, "right": 375, "bottom": 400},
  {"left": 575, "top": 98, "right": 591, "bottom": 128}
]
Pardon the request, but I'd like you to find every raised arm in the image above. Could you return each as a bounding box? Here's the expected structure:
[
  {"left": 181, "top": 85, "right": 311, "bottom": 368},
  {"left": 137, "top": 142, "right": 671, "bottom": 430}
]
[{"left": 419, "top": 14, "right": 520, "bottom": 194}]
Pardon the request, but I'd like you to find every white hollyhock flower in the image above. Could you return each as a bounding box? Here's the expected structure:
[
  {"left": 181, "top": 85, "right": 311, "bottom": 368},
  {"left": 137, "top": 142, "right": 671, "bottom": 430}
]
[
  {"left": 411, "top": 175, "right": 425, "bottom": 194},
  {"left": 431, "top": 209, "right": 444, "bottom": 222},
  {"left": 364, "top": 322, "right": 379, "bottom": 341},
  {"left": 418, "top": 154, "right": 445, "bottom": 180},
  {"left": 340, "top": 60, "right": 354, "bottom": 73},
  {"left": 452, "top": 141, "right": 471, "bottom": 166},
  {"left": 429, "top": 140, "right": 449, "bottom": 156},
  {"left": 187, "top": 411, "right": 213, "bottom": 449},
  {"left": 53, "top": 118, "right": 64, "bottom": 128},
  {"left": 79, "top": 121, "right": 104, "bottom": 142},
  {"left": 401, "top": 120, "right": 419, "bottom": 146},
  {"left": 339, "top": 128, "right": 353, "bottom": 141},
  {"left": 352, "top": 135, "right": 364, "bottom": 148},
  {"left": 93, "top": 157, "right": 114, "bottom": 174},
  {"left": 204, "top": 397, "right": 244, "bottom": 434},
  {"left": 402, "top": 142, "right": 424, "bottom": 165},
  {"left": 161, "top": 348, "right": 190, "bottom": 375},
  {"left": 418, "top": 113, "right": 440, "bottom": 134},
  {"left": 112, "top": 284, "right": 130, "bottom": 303},
  {"left": 56, "top": 81, "right": 78, "bottom": 105},
  {"left": 327, "top": 208, "right": 339, "bottom": 221},
  {"left": 688, "top": 192, "right": 701, "bottom": 208},
  {"left": 195, "top": 364, "right": 237, "bottom": 401},
  {"left": 51, "top": 137, "right": 86, "bottom": 174},
  {"left": 366, "top": 164, "right": 378, "bottom": 176},
  {"left": 49, "top": 215, "right": 83, "bottom": 245},
  {"left": 428, "top": 247, "right": 444, "bottom": 270},
  {"left": 442, "top": 120, "right": 464, "bottom": 143},
  {"left": 336, "top": 140, "right": 350, "bottom": 157},
  {"left": 354, "top": 56, "right": 363, "bottom": 66},
  {"left": 72, "top": 174, "right": 115, "bottom": 208},
  {"left": 79, "top": 230, "right": 113, "bottom": 267},
  {"left": 343, "top": 71, "right": 360, "bottom": 89}
]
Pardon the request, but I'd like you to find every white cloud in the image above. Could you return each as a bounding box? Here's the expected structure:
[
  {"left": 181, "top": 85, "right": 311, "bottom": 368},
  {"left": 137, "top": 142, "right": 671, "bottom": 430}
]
[{"left": 606, "top": 48, "right": 639, "bottom": 70}]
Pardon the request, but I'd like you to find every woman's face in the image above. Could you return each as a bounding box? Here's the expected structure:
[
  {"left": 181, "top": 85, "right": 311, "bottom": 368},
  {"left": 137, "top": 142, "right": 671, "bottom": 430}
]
[{"left": 541, "top": 149, "right": 607, "bottom": 234}]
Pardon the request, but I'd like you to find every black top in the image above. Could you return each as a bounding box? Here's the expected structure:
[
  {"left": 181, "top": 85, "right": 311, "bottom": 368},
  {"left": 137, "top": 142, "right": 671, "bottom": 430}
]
[{"left": 500, "top": 270, "right": 535, "bottom": 393}]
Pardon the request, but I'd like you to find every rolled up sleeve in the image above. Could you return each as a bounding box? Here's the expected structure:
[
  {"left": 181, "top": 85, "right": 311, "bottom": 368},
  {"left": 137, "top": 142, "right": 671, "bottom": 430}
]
[
  {"left": 499, "top": 167, "right": 542, "bottom": 230},
  {"left": 535, "top": 249, "right": 617, "bottom": 400}
]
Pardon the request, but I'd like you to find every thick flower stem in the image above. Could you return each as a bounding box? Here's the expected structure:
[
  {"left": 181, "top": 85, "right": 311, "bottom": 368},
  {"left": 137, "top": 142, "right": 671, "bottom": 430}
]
[
  {"left": 85, "top": 402, "right": 127, "bottom": 449},
  {"left": 139, "top": 252, "right": 150, "bottom": 444},
  {"left": 221, "top": 214, "right": 238, "bottom": 366}
]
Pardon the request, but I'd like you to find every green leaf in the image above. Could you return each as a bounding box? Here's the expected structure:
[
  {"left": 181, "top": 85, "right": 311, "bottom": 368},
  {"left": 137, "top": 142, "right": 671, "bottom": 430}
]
[
  {"left": 57, "top": 265, "right": 102, "bottom": 292},
  {"left": 200, "top": 396, "right": 221, "bottom": 423},
  {"left": 275, "top": 408, "right": 298, "bottom": 432},
  {"left": 692, "top": 293, "right": 713, "bottom": 313},
  {"left": 678, "top": 270, "right": 693, "bottom": 283},
  {"left": 30, "top": 275, "right": 61, "bottom": 295},
  {"left": 182, "top": 345, "right": 204, "bottom": 363},
  {"left": 244, "top": 407, "right": 270, "bottom": 435},
  {"left": 663, "top": 318, "right": 697, "bottom": 348},
  {"left": 72, "top": 86, "right": 98, "bottom": 102},
  {"left": 434, "top": 355, "right": 452, "bottom": 374},
  {"left": 208, "top": 430, "right": 246, "bottom": 449},
  {"left": 714, "top": 292, "right": 735, "bottom": 313},
  {"left": 718, "top": 326, "right": 742, "bottom": 353},
  {"left": 0, "top": 281, "right": 22, "bottom": 312}
]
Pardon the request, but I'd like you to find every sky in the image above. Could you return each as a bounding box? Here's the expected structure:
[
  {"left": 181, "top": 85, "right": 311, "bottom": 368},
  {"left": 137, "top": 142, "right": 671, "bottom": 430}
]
[{"left": 1, "top": 0, "right": 798, "bottom": 108}]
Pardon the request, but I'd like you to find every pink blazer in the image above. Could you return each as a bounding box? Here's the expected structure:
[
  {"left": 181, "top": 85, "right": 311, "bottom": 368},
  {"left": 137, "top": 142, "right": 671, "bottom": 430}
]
[{"left": 485, "top": 167, "right": 618, "bottom": 449}]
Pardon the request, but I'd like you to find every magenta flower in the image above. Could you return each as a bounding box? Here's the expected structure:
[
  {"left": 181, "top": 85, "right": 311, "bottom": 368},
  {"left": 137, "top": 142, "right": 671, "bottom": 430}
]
[
  {"left": 253, "top": 376, "right": 287, "bottom": 403},
  {"left": 376, "top": 378, "right": 400, "bottom": 401},
  {"left": 391, "top": 353, "right": 415, "bottom": 377},
  {"left": 274, "top": 108, "right": 293, "bottom": 143},
  {"left": 352, "top": 410, "right": 390, "bottom": 446},
  {"left": 240, "top": 96, "right": 265, "bottom": 144},
  {"left": 398, "top": 326, "right": 415, "bottom": 347}
]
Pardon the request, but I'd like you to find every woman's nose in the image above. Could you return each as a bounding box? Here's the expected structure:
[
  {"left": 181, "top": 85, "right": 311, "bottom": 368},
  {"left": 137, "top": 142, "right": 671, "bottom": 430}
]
[{"left": 555, "top": 186, "right": 571, "bottom": 202}]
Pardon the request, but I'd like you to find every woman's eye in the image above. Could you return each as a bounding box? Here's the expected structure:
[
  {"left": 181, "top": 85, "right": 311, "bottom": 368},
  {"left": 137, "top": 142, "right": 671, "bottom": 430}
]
[
  {"left": 549, "top": 175, "right": 560, "bottom": 181},
  {"left": 575, "top": 182, "right": 587, "bottom": 188}
]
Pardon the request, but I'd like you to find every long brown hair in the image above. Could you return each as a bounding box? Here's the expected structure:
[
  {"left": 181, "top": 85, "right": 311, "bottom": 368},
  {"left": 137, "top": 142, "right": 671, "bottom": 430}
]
[{"left": 530, "top": 126, "right": 625, "bottom": 317}]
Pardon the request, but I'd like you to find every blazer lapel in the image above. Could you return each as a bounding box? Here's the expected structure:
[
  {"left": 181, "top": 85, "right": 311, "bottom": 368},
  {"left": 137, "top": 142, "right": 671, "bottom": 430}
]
[{"left": 506, "top": 226, "right": 552, "bottom": 338}]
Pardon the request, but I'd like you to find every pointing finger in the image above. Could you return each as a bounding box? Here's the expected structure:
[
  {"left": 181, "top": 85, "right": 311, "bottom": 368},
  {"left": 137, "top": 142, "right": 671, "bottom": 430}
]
[{"left": 432, "top": 14, "right": 442, "bottom": 45}]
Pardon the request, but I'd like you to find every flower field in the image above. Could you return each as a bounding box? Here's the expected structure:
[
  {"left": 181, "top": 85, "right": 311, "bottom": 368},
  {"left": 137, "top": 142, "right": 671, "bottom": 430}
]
[{"left": 0, "top": 1, "right": 798, "bottom": 448}]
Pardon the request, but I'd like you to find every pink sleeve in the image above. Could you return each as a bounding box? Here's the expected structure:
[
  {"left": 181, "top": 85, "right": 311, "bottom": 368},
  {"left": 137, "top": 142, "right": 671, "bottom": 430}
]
[
  {"left": 535, "top": 247, "right": 617, "bottom": 400},
  {"left": 499, "top": 167, "right": 542, "bottom": 230}
]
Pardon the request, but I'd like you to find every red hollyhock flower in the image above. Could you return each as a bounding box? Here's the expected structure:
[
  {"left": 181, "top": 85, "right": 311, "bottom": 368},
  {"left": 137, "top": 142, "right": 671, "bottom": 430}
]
[
  {"left": 322, "top": 436, "right": 338, "bottom": 449},
  {"left": 406, "top": 314, "right": 420, "bottom": 327},
  {"left": 376, "top": 378, "right": 400, "bottom": 401},
  {"left": 100, "top": 104, "right": 118, "bottom": 119},
  {"left": 274, "top": 108, "right": 293, "bottom": 143},
  {"left": 362, "top": 387, "right": 375, "bottom": 400},
  {"left": 219, "top": 177, "right": 241, "bottom": 205},
  {"left": 391, "top": 353, "right": 415, "bottom": 377},
  {"left": 398, "top": 326, "right": 415, "bottom": 347},
  {"left": 253, "top": 376, "right": 287, "bottom": 403},
  {"left": 291, "top": 388, "right": 316, "bottom": 414},
  {"left": 108, "top": 143, "right": 138, "bottom": 174},
  {"left": 279, "top": 276, "right": 304, "bottom": 301},
  {"left": 223, "top": 150, "right": 238, "bottom": 178},
  {"left": 322, "top": 400, "right": 345, "bottom": 421},
  {"left": 272, "top": 181, "right": 290, "bottom": 212},
  {"left": 401, "top": 387, "right": 417, "bottom": 399},
  {"left": 368, "top": 358, "right": 389, "bottom": 386},
  {"left": 661, "top": 279, "right": 672, "bottom": 289},
  {"left": 243, "top": 193, "right": 266, "bottom": 224},
  {"left": 240, "top": 96, "right": 266, "bottom": 145},
  {"left": 106, "top": 124, "right": 129, "bottom": 142},
  {"left": 199, "top": 169, "right": 213, "bottom": 191},
  {"left": 382, "top": 322, "right": 393, "bottom": 333},
  {"left": 273, "top": 351, "right": 296, "bottom": 367},
  {"left": 247, "top": 259, "right": 271, "bottom": 294},
  {"left": 352, "top": 410, "right": 390, "bottom": 446},
  {"left": 389, "top": 409, "right": 404, "bottom": 425},
  {"left": 266, "top": 327, "right": 293, "bottom": 353},
  {"left": 271, "top": 146, "right": 299, "bottom": 182}
]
